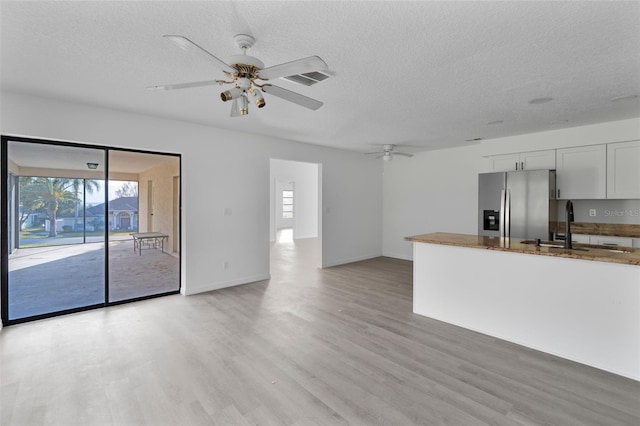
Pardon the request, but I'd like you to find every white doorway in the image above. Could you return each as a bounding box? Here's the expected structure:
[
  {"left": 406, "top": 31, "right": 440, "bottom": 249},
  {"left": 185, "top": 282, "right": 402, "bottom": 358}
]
[{"left": 269, "top": 159, "right": 322, "bottom": 269}]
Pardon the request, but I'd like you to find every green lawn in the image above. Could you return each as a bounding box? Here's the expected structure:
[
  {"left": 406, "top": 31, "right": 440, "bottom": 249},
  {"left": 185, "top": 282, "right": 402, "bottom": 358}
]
[{"left": 19, "top": 227, "right": 134, "bottom": 248}]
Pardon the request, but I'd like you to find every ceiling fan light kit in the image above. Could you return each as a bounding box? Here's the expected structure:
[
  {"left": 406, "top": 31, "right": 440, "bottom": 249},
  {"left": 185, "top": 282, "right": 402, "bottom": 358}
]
[
  {"left": 247, "top": 87, "right": 265, "bottom": 108},
  {"left": 149, "top": 33, "right": 328, "bottom": 117}
]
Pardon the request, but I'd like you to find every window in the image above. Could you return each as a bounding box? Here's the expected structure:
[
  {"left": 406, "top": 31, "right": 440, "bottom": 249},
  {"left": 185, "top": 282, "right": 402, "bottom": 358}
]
[{"left": 282, "top": 190, "right": 293, "bottom": 219}]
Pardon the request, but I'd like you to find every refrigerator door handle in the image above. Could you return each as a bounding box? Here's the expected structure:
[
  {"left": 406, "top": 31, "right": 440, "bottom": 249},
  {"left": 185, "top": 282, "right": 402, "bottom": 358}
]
[
  {"left": 504, "top": 189, "right": 511, "bottom": 239},
  {"left": 499, "top": 189, "right": 506, "bottom": 238}
]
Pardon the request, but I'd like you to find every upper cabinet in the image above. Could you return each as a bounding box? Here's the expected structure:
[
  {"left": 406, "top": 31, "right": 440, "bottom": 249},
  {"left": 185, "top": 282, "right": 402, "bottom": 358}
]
[
  {"left": 487, "top": 153, "right": 519, "bottom": 171},
  {"left": 607, "top": 140, "right": 640, "bottom": 199},
  {"left": 521, "top": 150, "right": 557, "bottom": 171},
  {"left": 485, "top": 141, "right": 638, "bottom": 200},
  {"left": 556, "top": 145, "right": 607, "bottom": 199},
  {"left": 488, "top": 150, "right": 555, "bottom": 172}
]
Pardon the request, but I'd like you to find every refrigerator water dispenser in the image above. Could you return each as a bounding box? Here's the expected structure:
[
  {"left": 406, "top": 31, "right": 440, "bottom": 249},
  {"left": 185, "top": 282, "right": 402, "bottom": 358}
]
[{"left": 483, "top": 210, "right": 500, "bottom": 231}]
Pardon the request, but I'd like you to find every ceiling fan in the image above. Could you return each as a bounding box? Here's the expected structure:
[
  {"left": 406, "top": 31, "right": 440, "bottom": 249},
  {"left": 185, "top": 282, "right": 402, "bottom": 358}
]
[
  {"left": 365, "top": 144, "right": 414, "bottom": 162},
  {"left": 148, "top": 34, "right": 328, "bottom": 117}
]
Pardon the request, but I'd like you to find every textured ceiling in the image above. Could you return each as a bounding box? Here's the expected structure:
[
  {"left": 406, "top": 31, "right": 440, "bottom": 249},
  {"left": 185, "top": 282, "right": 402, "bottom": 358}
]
[{"left": 1, "top": 1, "right": 639, "bottom": 153}]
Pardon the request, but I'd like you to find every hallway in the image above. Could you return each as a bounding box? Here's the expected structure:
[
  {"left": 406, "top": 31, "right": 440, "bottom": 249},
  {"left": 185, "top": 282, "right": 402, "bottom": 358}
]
[{"left": 270, "top": 228, "right": 321, "bottom": 280}]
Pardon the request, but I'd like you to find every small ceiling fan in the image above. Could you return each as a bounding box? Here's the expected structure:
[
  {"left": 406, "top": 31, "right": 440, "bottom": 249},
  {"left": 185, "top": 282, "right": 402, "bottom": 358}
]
[
  {"left": 365, "top": 144, "right": 414, "bottom": 162},
  {"left": 148, "top": 34, "right": 328, "bottom": 117}
]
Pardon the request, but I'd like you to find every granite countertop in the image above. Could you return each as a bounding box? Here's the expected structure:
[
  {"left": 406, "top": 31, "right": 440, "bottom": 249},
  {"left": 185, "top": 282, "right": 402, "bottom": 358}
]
[{"left": 405, "top": 232, "right": 640, "bottom": 266}]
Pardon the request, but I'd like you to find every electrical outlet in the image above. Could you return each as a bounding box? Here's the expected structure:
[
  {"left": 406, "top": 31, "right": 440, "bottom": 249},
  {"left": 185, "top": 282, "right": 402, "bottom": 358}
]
[{"left": 589, "top": 209, "right": 597, "bottom": 217}]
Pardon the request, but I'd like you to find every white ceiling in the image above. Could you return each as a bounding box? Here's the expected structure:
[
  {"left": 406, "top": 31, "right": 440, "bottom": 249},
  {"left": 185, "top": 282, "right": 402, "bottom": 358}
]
[{"left": 1, "top": 1, "right": 639, "bottom": 154}]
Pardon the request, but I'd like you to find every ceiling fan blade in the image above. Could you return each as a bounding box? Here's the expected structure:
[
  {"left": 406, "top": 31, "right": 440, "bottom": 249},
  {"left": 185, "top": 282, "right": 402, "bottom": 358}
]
[
  {"left": 364, "top": 152, "right": 383, "bottom": 155},
  {"left": 262, "top": 84, "right": 323, "bottom": 110},
  {"left": 163, "top": 35, "right": 236, "bottom": 74},
  {"left": 147, "top": 80, "right": 223, "bottom": 91},
  {"left": 258, "top": 56, "right": 328, "bottom": 80},
  {"left": 394, "top": 152, "right": 414, "bottom": 157}
]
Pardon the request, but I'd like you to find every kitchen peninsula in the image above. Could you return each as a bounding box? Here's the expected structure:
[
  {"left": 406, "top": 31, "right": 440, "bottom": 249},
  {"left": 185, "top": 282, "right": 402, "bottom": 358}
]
[{"left": 406, "top": 232, "right": 640, "bottom": 381}]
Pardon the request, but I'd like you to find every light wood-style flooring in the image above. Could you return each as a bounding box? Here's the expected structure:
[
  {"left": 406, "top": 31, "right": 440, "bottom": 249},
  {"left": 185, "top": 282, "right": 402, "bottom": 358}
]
[{"left": 1, "top": 233, "right": 639, "bottom": 425}]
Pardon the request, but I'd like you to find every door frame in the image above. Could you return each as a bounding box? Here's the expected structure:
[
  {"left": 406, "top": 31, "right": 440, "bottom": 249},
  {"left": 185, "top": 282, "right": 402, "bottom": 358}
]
[
  {"left": 268, "top": 158, "right": 322, "bottom": 267},
  {"left": 1, "top": 135, "right": 182, "bottom": 326}
]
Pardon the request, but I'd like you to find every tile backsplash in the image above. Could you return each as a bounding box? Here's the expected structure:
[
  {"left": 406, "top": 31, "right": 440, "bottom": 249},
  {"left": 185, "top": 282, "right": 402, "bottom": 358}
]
[{"left": 558, "top": 199, "right": 640, "bottom": 224}]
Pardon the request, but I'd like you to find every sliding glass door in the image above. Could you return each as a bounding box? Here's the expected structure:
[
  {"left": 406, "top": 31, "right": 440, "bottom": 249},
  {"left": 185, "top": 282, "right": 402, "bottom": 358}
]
[
  {"left": 3, "top": 140, "right": 106, "bottom": 321},
  {"left": 107, "top": 150, "right": 180, "bottom": 302},
  {"left": 1, "top": 137, "right": 181, "bottom": 325}
]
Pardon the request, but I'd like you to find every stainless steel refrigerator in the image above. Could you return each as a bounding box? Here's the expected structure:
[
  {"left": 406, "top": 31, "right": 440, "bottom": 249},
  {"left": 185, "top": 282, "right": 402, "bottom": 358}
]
[{"left": 478, "top": 170, "right": 557, "bottom": 240}]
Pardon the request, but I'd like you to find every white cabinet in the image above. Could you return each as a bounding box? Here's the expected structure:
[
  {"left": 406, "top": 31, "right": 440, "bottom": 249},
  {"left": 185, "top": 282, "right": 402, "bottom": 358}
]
[
  {"left": 607, "top": 140, "right": 640, "bottom": 199},
  {"left": 571, "top": 234, "right": 591, "bottom": 244},
  {"left": 556, "top": 145, "right": 606, "bottom": 199},
  {"left": 589, "top": 235, "right": 633, "bottom": 247},
  {"left": 556, "top": 233, "right": 634, "bottom": 247},
  {"left": 554, "top": 234, "right": 590, "bottom": 244},
  {"left": 488, "top": 150, "right": 555, "bottom": 172},
  {"left": 488, "top": 153, "right": 520, "bottom": 172},
  {"left": 521, "top": 150, "right": 556, "bottom": 171}
]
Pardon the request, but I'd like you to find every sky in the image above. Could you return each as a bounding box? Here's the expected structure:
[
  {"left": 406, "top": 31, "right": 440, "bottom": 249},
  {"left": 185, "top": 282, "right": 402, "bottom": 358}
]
[{"left": 86, "top": 180, "right": 138, "bottom": 205}]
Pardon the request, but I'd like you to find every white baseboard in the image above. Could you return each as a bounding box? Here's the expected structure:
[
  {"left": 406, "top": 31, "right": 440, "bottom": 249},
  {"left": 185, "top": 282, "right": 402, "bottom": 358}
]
[
  {"left": 183, "top": 273, "right": 271, "bottom": 296},
  {"left": 294, "top": 234, "right": 318, "bottom": 240}
]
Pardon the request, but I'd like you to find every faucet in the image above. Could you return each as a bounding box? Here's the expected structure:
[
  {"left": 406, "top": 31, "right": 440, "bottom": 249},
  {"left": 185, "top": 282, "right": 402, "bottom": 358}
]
[{"left": 565, "top": 200, "right": 574, "bottom": 249}]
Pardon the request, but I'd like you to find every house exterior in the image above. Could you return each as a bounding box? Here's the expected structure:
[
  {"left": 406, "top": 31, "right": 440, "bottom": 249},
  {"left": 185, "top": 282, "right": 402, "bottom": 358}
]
[
  {"left": 87, "top": 196, "right": 138, "bottom": 232},
  {"left": 50, "top": 196, "right": 139, "bottom": 233}
]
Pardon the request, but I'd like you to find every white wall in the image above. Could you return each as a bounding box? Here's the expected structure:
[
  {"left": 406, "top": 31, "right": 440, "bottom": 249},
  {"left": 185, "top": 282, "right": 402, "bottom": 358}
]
[
  {"left": 383, "top": 118, "right": 640, "bottom": 260},
  {"left": 1, "top": 91, "right": 383, "bottom": 297},
  {"left": 270, "top": 159, "right": 319, "bottom": 240}
]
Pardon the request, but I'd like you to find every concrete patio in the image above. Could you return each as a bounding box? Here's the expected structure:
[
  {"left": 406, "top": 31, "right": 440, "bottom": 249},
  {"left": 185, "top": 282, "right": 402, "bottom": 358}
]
[{"left": 8, "top": 239, "right": 179, "bottom": 320}]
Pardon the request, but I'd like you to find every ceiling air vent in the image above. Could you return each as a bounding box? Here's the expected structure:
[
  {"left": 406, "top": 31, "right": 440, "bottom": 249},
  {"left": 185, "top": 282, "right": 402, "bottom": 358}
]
[{"left": 281, "top": 71, "right": 332, "bottom": 86}]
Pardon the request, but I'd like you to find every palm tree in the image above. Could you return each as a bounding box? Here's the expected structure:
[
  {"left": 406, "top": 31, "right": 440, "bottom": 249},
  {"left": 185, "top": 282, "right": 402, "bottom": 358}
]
[
  {"left": 19, "top": 177, "right": 103, "bottom": 238},
  {"left": 23, "top": 177, "right": 99, "bottom": 237},
  {"left": 18, "top": 177, "right": 41, "bottom": 230},
  {"left": 28, "top": 178, "right": 80, "bottom": 237}
]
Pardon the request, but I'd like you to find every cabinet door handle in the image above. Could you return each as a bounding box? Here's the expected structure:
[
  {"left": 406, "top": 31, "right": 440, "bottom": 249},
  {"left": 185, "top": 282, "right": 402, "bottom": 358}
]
[
  {"left": 515, "top": 162, "right": 518, "bottom": 170},
  {"left": 557, "top": 189, "right": 560, "bottom": 198},
  {"left": 521, "top": 161, "right": 524, "bottom": 170}
]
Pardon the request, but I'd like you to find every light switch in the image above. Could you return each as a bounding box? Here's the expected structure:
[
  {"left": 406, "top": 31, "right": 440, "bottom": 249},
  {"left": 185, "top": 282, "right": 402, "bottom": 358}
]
[
  {"left": 589, "top": 209, "right": 596, "bottom": 217},
  {"left": 224, "top": 208, "right": 232, "bottom": 216}
]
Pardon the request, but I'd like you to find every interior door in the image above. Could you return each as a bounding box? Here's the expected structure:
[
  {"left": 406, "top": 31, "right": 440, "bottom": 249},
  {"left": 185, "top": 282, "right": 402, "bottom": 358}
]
[{"left": 147, "top": 180, "right": 153, "bottom": 232}]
